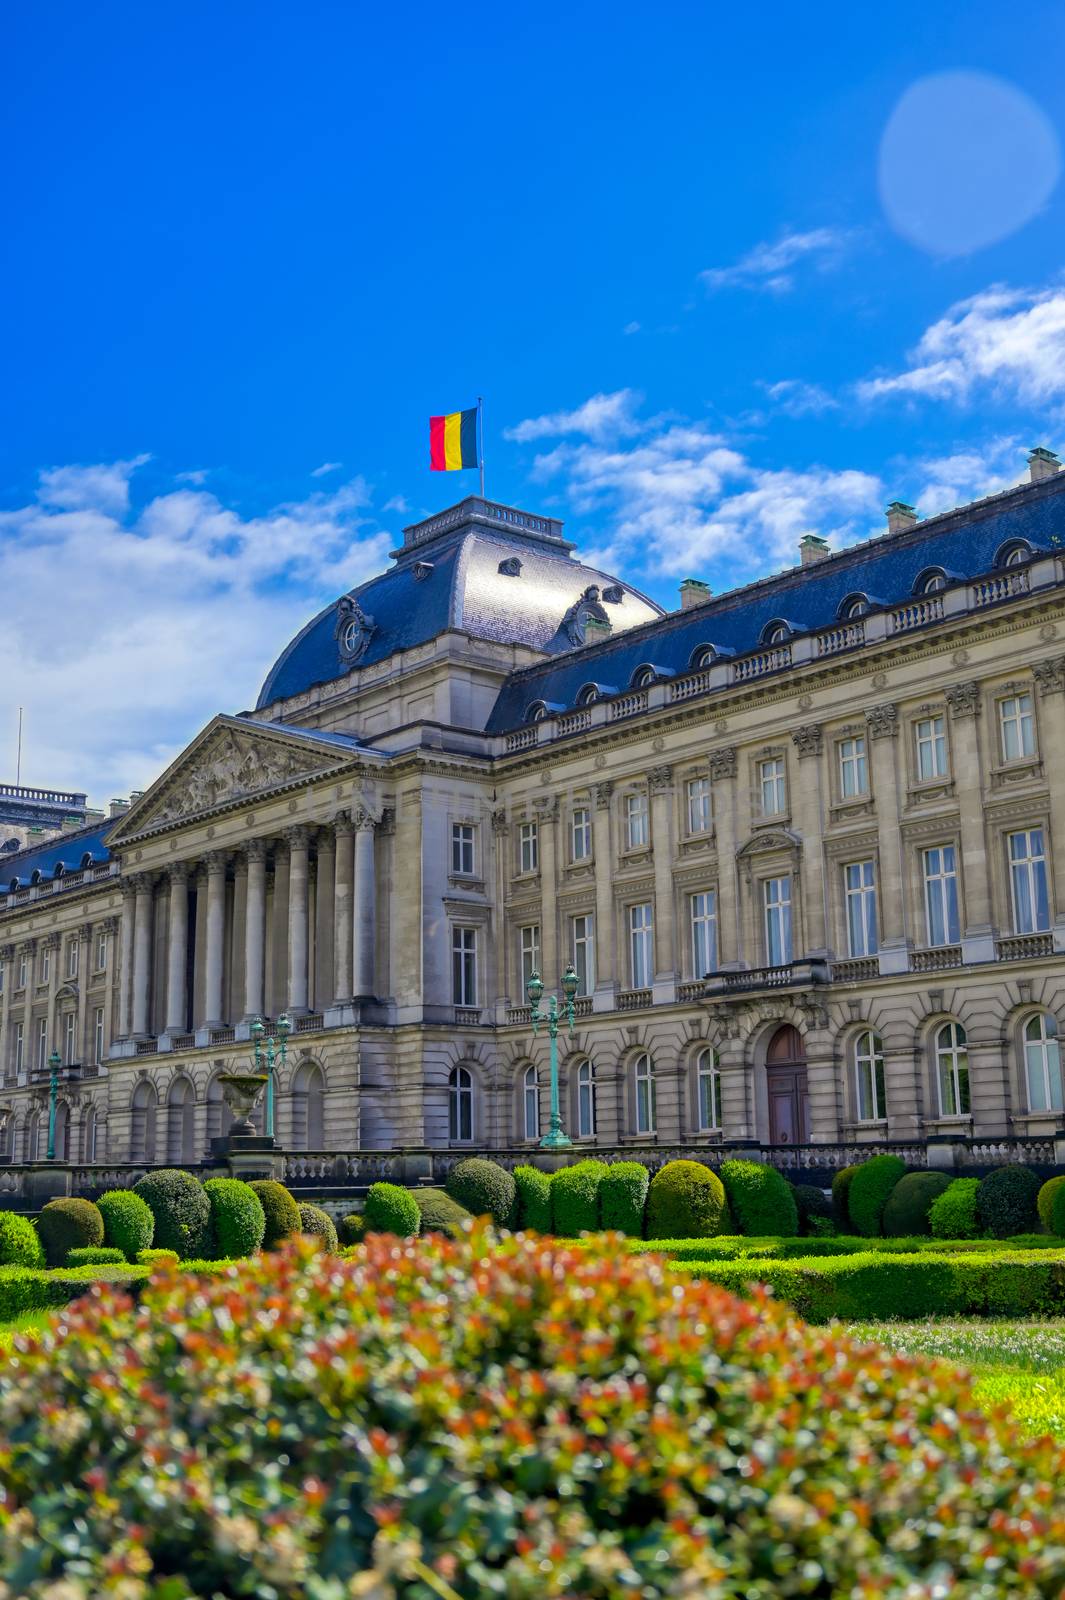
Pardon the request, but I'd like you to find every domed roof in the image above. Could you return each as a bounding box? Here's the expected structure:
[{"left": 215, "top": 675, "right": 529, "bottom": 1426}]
[{"left": 256, "top": 497, "right": 663, "bottom": 709}]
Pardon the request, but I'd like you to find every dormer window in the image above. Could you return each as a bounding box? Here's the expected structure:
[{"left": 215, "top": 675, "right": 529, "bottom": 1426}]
[
  {"left": 761, "top": 620, "right": 792, "bottom": 646},
  {"left": 915, "top": 568, "right": 947, "bottom": 595},
  {"left": 601, "top": 584, "right": 624, "bottom": 604},
  {"left": 690, "top": 645, "right": 716, "bottom": 671},
  {"left": 839, "top": 594, "right": 869, "bottom": 620},
  {"left": 413, "top": 561, "right": 434, "bottom": 581},
  {"left": 631, "top": 665, "right": 656, "bottom": 689},
  {"left": 997, "top": 540, "right": 1033, "bottom": 568},
  {"left": 498, "top": 556, "right": 522, "bottom": 577},
  {"left": 576, "top": 684, "right": 601, "bottom": 707},
  {"left": 526, "top": 701, "right": 548, "bottom": 723}
]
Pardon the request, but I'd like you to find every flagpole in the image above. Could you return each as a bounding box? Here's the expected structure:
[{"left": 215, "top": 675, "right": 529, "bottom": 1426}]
[{"left": 477, "top": 395, "right": 485, "bottom": 499}]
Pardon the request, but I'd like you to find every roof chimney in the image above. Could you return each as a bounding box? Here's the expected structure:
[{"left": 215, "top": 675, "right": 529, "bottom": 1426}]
[
  {"left": 109, "top": 797, "right": 130, "bottom": 818},
  {"left": 1028, "top": 446, "right": 1061, "bottom": 483},
  {"left": 799, "top": 534, "right": 830, "bottom": 567},
  {"left": 584, "top": 617, "right": 612, "bottom": 644},
  {"left": 886, "top": 500, "right": 918, "bottom": 534},
  {"left": 679, "top": 578, "right": 713, "bottom": 610}
]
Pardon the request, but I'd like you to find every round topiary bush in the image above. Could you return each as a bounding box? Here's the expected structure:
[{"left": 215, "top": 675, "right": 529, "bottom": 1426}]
[
  {"left": 977, "top": 1164, "right": 1042, "bottom": 1239},
  {"left": 247, "top": 1180, "right": 301, "bottom": 1249},
  {"left": 338, "top": 1213, "right": 365, "bottom": 1246},
  {"left": 1037, "top": 1174, "right": 1065, "bottom": 1233},
  {"left": 645, "top": 1159, "right": 728, "bottom": 1240},
  {"left": 445, "top": 1158, "right": 517, "bottom": 1227},
  {"left": 413, "top": 1187, "right": 472, "bottom": 1237},
  {"left": 929, "top": 1176, "right": 981, "bottom": 1239},
  {"left": 599, "top": 1161, "right": 650, "bottom": 1237},
  {"left": 363, "top": 1182, "right": 420, "bottom": 1237},
  {"left": 550, "top": 1159, "right": 608, "bottom": 1236},
  {"left": 2, "top": 1229, "right": 1063, "bottom": 1596},
  {"left": 298, "top": 1202, "right": 339, "bottom": 1252},
  {"left": 831, "top": 1163, "right": 859, "bottom": 1227},
  {"left": 0, "top": 1210, "right": 44, "bottom": 1269},
  {"left": 847, "top": 1154, "right": 907, "bottom": 1236},
  {"left": 881, "top": 1170, "right": 952, "bottom": 1237},
  {"left": 97, "top": 1189, "right": 154, "bottom": 1261},
  {"left": 37, "top": 1197, "right": 104, "bottom": 1267},
  {"left": 791, "top": 1184, "right": 832, "bottom": 1236},
  {"left": 513, "top": 1165, "right": 552, "bottom": 1232},
  {"left": 1051, "top": 1182, "right": 1065, "bottom": 1241},
  {"left": 66, "top": 1246, "right": 127, "bottom": 1267},
  {"left": 203, "top": 1178, "right": 266, "bottom": 1259},
  {"left": 134, "top": 1169, "right": 210, "bottom": 1260},
  {"left": 719, "top": 1159, "right": 799, "bottom": 1236}
]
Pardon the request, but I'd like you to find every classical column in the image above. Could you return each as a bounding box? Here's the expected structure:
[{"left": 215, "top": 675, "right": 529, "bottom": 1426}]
[
  {"left": 314, "top": 827, "right": 335, "bottom": 1013},
  {"left": 709, "top": 748, "right": 740, "bottom": 967},
  {"left": 164, "top": 864, "right": 190, "bottom": 1035},
  {"left": 865, "top": 703, "right": 908, "bottom": 973},
  {"left": 18, "top": 940, "right": 35, "bottom": 1083},
  {"left": 117, "top": 881, "right": 135, "bottom": 1038},
  {"left": 491, "top": 808, "right": 510, "bottom": 1009},
  {"left": 286, "top": 825, "right": 311, "bottom": 1014},
  {"left": 535, "top": 797, "right": 559, "bottom": 987},
  {"left": 352, "top": 810, "right": 377, "bottom": 1000},
  {"left": 591, "top": 782, "right": 616, "bottom": 1010},
  {"left": 0, "top": 944, "right": 13, "bottom": 1084},
  {"left": 945, "top": 681, "right": 994, "bottom": 962},
  {"left": 76, "top": 921, "right": 92, "bottom": 1064},
  {"left": 131, "top": 874, "right": 154, "bottom": 1038},
  {"left": 201, "top": 852, "right": 228, "bottom": 1029},
  {"left": 43, "top": 933, "right": 60, "bottom": 1056},
  {"left": 790, "top": 725, "right": 828, "bottom": 957},
  {"left": 1033, "top": 655, "right": 1065, "bottom": 950},
  {"left": 333, "top": 812, "right": 354, "bottom": 1004},
  {"left": 243, "top": 840, "right": 267, "bottom": 1020},
  {"left": 99, "top": 915, "right": 118, "bottom": 1063},
  {"left": 648, "top": 765, "right": 676, "bottom": 999}
]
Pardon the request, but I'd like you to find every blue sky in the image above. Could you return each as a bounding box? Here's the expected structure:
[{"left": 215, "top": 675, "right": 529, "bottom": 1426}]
[{"left": 2, "top": 1, "right": 1064, "bottom": 799}]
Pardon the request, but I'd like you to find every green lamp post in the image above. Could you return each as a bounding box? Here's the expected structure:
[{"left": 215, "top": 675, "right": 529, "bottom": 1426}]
[
  {"left": 251, "top": 1012, "right": 291, "bottom": 1139},
  {"left": 527, "top": 963, "right": 579, "bottom": 1149},
  {"left": 46, "top": 1048, "right": 61, "bottom": 1161}
]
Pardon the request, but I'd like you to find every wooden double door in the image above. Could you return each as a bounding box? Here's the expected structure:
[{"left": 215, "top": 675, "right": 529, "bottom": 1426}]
[{"left": 766, "top": 1024, "right": 809, "bottom": 1145}]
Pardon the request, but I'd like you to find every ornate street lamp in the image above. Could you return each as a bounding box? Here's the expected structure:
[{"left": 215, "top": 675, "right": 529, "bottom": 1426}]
[
  {"left": 46, "top": 1048, "right": 61, "bottom": 1161},
  {"left": 527, "top": 964, "right": 579, "bottom": 1149},
  {"left": 251, "top": 1012, "right": 291, "bottom": 1139}
]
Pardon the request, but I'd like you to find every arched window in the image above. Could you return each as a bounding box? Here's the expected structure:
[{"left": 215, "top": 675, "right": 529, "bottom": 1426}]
[
  {"left": 997, "top": 540, "right": 1032, "bottom": 568},
  {"left": 83, "top": 1104, "right": 98, "bottom": 1163},
  {"left": 935, "top": 1022, "right": 970, "bottom": 1116},
  {"left": 26, "top": 1111, "right": 40, "bottom": 1163},
  {"left": 853, "top": 1030, "right": 886, "bottom": 1121},
  {"left": 522, "top": 1065, "right": 540, "bottom": 1141},
  {"left": 449, "top": 1065, "right": 474, "bottom": 1143},
  {"left": 576, "top": 1059, "right": 597, "bottom": 1138},
  {"left": 762, "top": 621, "right": 789, "bottom": 645},
  {"left": 0, "top": 1112, "right": 12, "bottom": 1164},
  {"left": 291, "top": 1060, "right": 326, "bottom": 1149},
  {"left": 52, "top": 1101, "right": 70, "bottom": 1162},
  {"left": 525, "top": 701, "right": 547, "bottom": 724},
  {"left": 838, "top": 594, "right": 870, "bottom": 620},
  {"left": 917, "top": 569, "right": 947, "bottom": 595},
  {"left": 166, "top": 1077, "right": 196, "bottom": 1164},
  {"left": 690, "top": 645, "right": 716, "bottom": 671},
  {"left": 696, "top": 1047, "right": 722, "bottom": 1131},
  {"left": 631, "top": 665, "right": 656, "bottom": 689},
  {"left": 576, "top": 684, "right": 600, "bottom": 707},
  {"left": 1024, "top": 1014, "right": 1063, "bottom": 1113},
  {"left": 634, "top": 1053, "right": 656, "bottom": 1135},
  {"left": 130, "top": 1081, "right": 158, "bottom": 1163}
]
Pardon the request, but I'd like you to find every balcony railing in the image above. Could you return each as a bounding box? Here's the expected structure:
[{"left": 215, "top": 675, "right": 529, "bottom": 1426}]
[
  {"left": 830, "top": 957, "right": 880, "bottom": 983},
  {"left": 733, "top": 644, "right": 791, "bottom": 682},
  {"left": 891, "top": 595, "right": 944, "bottom": 633},
  {"left": 911, "top": 946, "right": 963, "bottom": 972},
  {"left": 996, "top": 933, "right": 1054, "bottom": 961},
  {"left": 617, "top": 987, "right": 652, "bottom": 1010}
]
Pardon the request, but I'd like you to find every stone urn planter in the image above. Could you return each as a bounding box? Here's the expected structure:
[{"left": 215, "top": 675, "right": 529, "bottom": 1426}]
[{"left": 217, "top": 1073, "right": 268, "bottom": 1138}]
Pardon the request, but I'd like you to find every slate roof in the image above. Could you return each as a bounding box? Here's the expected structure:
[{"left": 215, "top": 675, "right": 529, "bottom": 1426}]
[
  {"left": 0, "top": 820, "right": 114, "bottom": 895},
  {"left": 485, "top": 470, "right": 1065, "bottom": 732}
]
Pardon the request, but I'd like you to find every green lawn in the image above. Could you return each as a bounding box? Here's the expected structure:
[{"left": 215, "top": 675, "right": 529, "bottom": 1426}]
[{"left": 0, "top": 1308, "right": 56, "bottom": 1351}]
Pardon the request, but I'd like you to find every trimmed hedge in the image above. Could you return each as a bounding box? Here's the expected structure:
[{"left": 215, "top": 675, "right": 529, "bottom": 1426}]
[
  {"left": 204, "top": 1178, "right": 266, "bottom": 1259},
  {"left": 513, "top": 1165, "right": 552, "bottom": 1232},
  {"left": 413, "top": 1188, "right": 472, "bottom": 1237},
  {"left": 1053, "top": 1182, "right": 1065, "bottom": 1242},
  {"left": 137, "top": 1248, "right": 179, "bottom": 1266},
  {"left": 791, "top": 1184, "right": 832, "bottom": 1235},
  {"left": 977, "top": 1163, "right": 1042, "bottom": 1239},
  {"left": 551, "top": 1160, "right": 608, "bottom": 1236},
  {"left": 646, "top": 1160, "right": 727, "bottom": 1240},
  {"left": 847, "top": 1155, "right": 906, "bottom": 1236},
  {"left": 831, "top": 1163, "right": 858, "bottom": 1228},
  {"left": 626, "top": 1233, "right": 1065, "bottom": 1261},
  {"left": 66, "top": 1246, "right": 127, "bottom": 1266},
  {"left": 363, "top": 1182, "right": 420, "bottom": 1238},
  {"left": 298, "top": 1203, "right": 339, "bottom": 1253},
  {"left": 599, "top": 1162, "right": 649, "bottom": 1237},
  {"left": 445, "top": 1158, "right": 517, "bottom": 1227},
  {"left": 1038, "top": 1174, "right": 1065, "bottom": 1233},
  {"left": 929, "top": 1176, "right": 981, "bottom": 1240},
  {"left": 720, "top": 1159, "right": 798, "bottom": 1236},
  {"left": 134, "top": 1169, "right": 210, "bottom": 1259},
  {"left": 37, "top": 1198, "right": 104, "bottom": 1268},
  {"left": 97, "top": 1189, "right": 154, "bottom": 1261},
  {"left": 247, "top": 1180, "right": 301, "bottom": 1249},
  {"left": 881, "top": 1170, "right": 952, "bottom": 1237},
  {"left": 0, "top": 1210, "right": 44, "bottom": 1269},
  {"left": 338, "top": 1213, "right": 365, "bottom": 1246}
]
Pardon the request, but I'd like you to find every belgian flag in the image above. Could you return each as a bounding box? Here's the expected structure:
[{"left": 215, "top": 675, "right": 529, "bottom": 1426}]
[{"left": 430, "top": 407, "right": 478, "bottom": 471}]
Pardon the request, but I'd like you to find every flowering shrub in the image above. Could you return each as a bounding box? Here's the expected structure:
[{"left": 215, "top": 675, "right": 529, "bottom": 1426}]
[
  {"left": 36, "top": 1197, "right": 104, "bottom": 1267},
  {"left": 2, "top": 1230, "right": 1065, "bottom": 1596},
  {"left": 0, "top": 1210, "right": 44, "bottom": 1269},
  {"left": 97, "top": 1188, "right": 154, "bottom": 1261}
]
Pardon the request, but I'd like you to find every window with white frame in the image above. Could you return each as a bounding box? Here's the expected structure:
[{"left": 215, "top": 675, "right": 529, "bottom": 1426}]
[
  {"left": 696, "top": 1047, "right": 722, "bottom": 1131},
  {"left": 1009, "top": 828, "right": 1050, "bottom": 934},
  {"left": 36, "top": 1017, "right": 47, "bottom": 1071},
  {"left": 844, "top": 860, "right": 878, "bottom": 958},
  {"left": 522, "top": 1064, "right": 540, "bottom": 1140},
  {"left": 16, "top": 953, "right": 27, "bottom": 990},
  {"left": 83, "top": 1105, "right": 97, "bottom": 1163},
  {"left": 915, "top": 714, "right": 948, "bottom": 781},
  {"left": 634, "top": 1052, "right": 657, "bottom": 1134},
  {"left": 448, "top": 1064, "right": 474, "bottom": 1142},
  {"left": 935, "top": 1021, "right": 970, "bottom": 1116},
  {"left": 451, "top": 822, "right": 475, "bottom": 876},
  {"left": 999, "top": 691, "right": 1035, "bottom": 761},
  {"left": 686, "top": 775, "right": 712, "bottom": 835},
  {"left": 923, "top": 844, "right": 960, "bottom": 947},
  {"left": 1024, "top": 1013, "right": 1063, "bottom": 1113},
  {"left": 838, "top": 735, "right": 868, "bottom": 799},
  {"left": 759, "top": 757, "right": 787, "bottom": 816},
  {"left": 853, "top": 1029, "right": 886, "bottom": 1121},
  {"left": 572, "top": 914, "right": 595, "bottom": 996},
  {"left": 63, "top": 1011, "right": 76, "bottom": 1065},
  {"left": 629, "top": 902, "right": 654, "bottom": 989},
  {"left": 66, "top": 939, "right": 78, "bottom": 980},
  {"left": 571, "top": 805, "right": 592, "bottom": 861},
  {"left": 13, "top": 1022, "right": 23, "bottom": 1075},
  {"left": 519, "top": 924, "right": 541, "bottom": 990},
  {"left": 451, "top": 927, "right": 477, "bottom": 1007},
  {"left": 93, "top": 1006, "right": 105, "bottom": 1067},
  {"left": 0, "top": 962, "right": 4, "bottom": 996},
  {"left": 763, "top": 876, "right": 792, "bottom": 966},
  {"left": 625, "top": 791, "right": 649, "bottom": 849},
  {"left": 40, "top": 946, "right": 50, "bottom": 984},
  {"left": 95, "top": 931, "right": 107, "bottom": 971},
  {"left": 690, "top": 890, "right": 718, "bottom": 976},
  {"left": 519, "top": 821, "right": 539, "bottom": 874},
  {"left": 576, "top": 1059, "right": 597, "bottom": 1137}
]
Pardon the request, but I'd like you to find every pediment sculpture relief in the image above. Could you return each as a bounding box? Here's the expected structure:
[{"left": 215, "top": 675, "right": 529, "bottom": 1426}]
[{"left": 151, "top": 731, "right": 335, "bottom": 824}]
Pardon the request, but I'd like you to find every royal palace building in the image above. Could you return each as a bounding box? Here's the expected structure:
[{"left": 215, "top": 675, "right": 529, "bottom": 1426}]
[{"left": 3, "top": 449, "right": 1065, "bottom": 1181}]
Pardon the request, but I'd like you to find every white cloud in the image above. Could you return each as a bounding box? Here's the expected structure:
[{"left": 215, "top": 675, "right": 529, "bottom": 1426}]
[
  {"left": 311, "top": 461, "right": 343, "bottom": 478},
  {"left": 908, "top": 436, "right": 1024, "bottom": 516},
  {"left": 36, "top": 453, "right": 151, "bottom": 514},
  {"left": 505, "top": 389, "right": 642, "bottom": 444},
  {"left": 700, "top": 228, "right": 857, "bottom": 294},
  {"left": 760, "top": 378, "right": 839, "bottom": 417},
  {"left": 175, "top": 468, "right": 209, "bottom": 486},
  {"left": 857, "top": 284, "right": 1065, "bottom": 404},
  {"left": 623, "top": 321, "right": 641, "bottom": 336},
  {"left": 382, "top": 493, "right": 410, "bottom": 514}
]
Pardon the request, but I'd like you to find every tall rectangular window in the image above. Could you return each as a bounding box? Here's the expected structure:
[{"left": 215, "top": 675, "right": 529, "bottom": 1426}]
[
  {"left": 915, "top": 714, "right": 947, "bottom": 780},
  {"left": 451, "top": 927, "right": 477, "bottom": 1007},
  {"left": 570, "top": 806, "right": 592, "bottom": 861},
  {"left": 0, "top": 962, "right": 4, "bottom": 996},
  {"left": 63, "top": 1011, "right": 76, "bottom": 1065},
  {"left": 1009, "top": 828, "right": 1050, "bottom": 934},
  {"left": 686, "top": 775, "right": 712, "bottom": 834},
  {"left": 519, "top": 821, "right": 538, "bottom": 874},
  {"left": 838, "top": 735, "right": 868, "bottom": 799},
  {"left": 759, "top": 757, "right": 787, "bottom": 816},
  {"left": 844, "top": 860, "right": 878, "bottom": 957},
  {"left": 36, "top": 1017, "right": 47, "bottom": 1071},
  {"left": 854, "top": 1030, "right": 887, "bottom": 1121},
  {"left": 923, "top": 844, "right": 960, "bottom": 946},
  {"left": 763, "top": 876, "right": 792, "bottom": 966},
  {"left": 13, "top": 1022, "right": 23, "bottom": 1075},
  {"left": 629, "top": 902, "right": 654, "bottom": 989},
  {"left": 66, "top": 939, "right": 78, "bottom": 979},
  {"left": 572, "top": 914, "right": 595, "bottom": 996},
  {"left": 690, "top": 890, "right": 718, "bottom": 976},
  {"left": 625, "top": 792, "right": 649, "bottom": 849},
  {"left": 519, "top": 924, "right": 540, "bottom": 989},
  {"left": 93, "top": 1006, "right": 105, "bottom": 1067},
  {"left": 16, "top": 953, "right": 27, "bottom": 990},
  {"left": 451, "top": 823, "right": 475, "bottom": 876},
  {"left": 1000, "top": 691, "right": 1035, "bottom": 761},
  {"left": 40, "top": 946, "right": 50, "bottom": 984},
  {"left": 95, "top": 931, "right": 107, "bottom": 971}
]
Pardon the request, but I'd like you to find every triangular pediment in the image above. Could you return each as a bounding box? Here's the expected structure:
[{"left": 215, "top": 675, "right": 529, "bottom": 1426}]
[{"left": 106, "top": 716, "right": 360, "bottom": 843}]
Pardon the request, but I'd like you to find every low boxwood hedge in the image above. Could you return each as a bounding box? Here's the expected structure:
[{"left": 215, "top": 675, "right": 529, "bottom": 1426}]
[
  {"left": 599, "top": 1161, "right": 649, "bottom": 1237},
  {"left": 97, "top": 1189, "right": 154, "bottom": 1261},
  {"left": 513, "top": 1165, "right": 552, "bottom": 1232},
  {"left": 65, "top": 1247, "right": 127, "bottom": 1267},
  {"left": 551, "top": 1160, "right": 608, "bottom": 1236},
  {"left": 719, "top": 1159, "right": 798, "bottom": 1236},
  {"left": 625, "top": 1234, "right": 1065, "bottom": 1261},
  {"left": 0, "top": 1210, "right": 44, "bottom": 1269}
]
